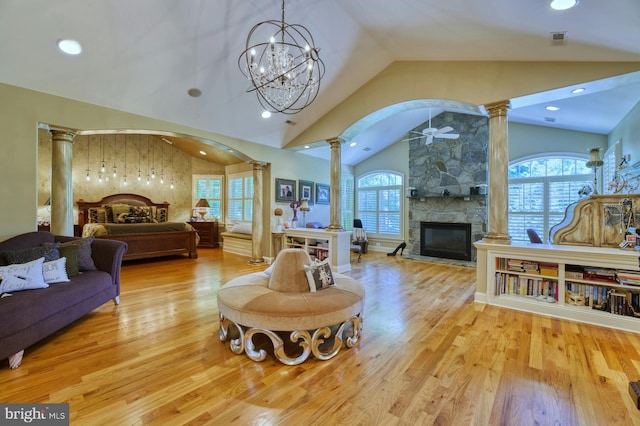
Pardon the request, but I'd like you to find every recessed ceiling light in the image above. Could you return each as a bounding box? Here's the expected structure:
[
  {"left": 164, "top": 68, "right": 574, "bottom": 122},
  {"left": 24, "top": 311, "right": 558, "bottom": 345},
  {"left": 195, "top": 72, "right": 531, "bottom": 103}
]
[
  {"left": 571, "top": 87, "right": 585, "bottom": 94},
  {"left": 199, "top": 150, "right": 207, "bottom": 155},
  {"left": 57, "top": 39, "right": 82, "bottom": 55},
  {"left": 187, "top": 88, "right": 202, "bottom": 98},
  {"left": 550, "top": 0, "right": 579, "bottom": 10},
  {"left": 261, "top": 111, "right": 272, "bottom": 119},
  {"left": 304, "top": 145, "right": 310, "bottom": 149},
  {"left": 545, "top": 105, "right": 560, "bottom": 111},
  {"left": 349, "top": 142, "right": 357, "bottom": 147}
]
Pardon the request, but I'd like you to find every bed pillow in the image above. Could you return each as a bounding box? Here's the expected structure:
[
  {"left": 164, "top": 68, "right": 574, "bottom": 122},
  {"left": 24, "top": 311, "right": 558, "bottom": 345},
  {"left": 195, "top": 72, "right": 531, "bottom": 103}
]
[
  {"left": 43, "top": 258, "right": 69, "bottom": 284},
  {"left": 4, "top": 243, "right": 60, "bottom": 265},
  {"left": 0, "top": 257, "right": 48, "bottom": 293},
  {"left": 88, "top": 207, "right": 107, "bottom": 223},
  {"left": 58, "top": 238, "right": 97, "bottom": 271},
  {"left": 156, "top": 207, "right": 168, "bottom": 223},
  {"left": 304, "top": 258, "right": 336, "bottom": 292}
]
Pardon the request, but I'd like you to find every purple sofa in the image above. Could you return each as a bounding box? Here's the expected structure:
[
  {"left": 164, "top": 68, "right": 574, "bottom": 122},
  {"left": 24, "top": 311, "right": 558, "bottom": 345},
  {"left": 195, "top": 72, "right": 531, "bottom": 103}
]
[{"left": 0, "top": 232, "right": 127, "bottom": 368}]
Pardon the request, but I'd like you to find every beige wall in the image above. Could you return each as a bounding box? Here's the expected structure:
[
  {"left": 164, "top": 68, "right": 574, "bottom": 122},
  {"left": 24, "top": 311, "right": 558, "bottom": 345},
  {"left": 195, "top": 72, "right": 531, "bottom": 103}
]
[
  {"left": 287, "top": 61, "right": 640, "bottom": 148},
  {"left": 0, "top": 83, "right": 331, "bottom": 243}
]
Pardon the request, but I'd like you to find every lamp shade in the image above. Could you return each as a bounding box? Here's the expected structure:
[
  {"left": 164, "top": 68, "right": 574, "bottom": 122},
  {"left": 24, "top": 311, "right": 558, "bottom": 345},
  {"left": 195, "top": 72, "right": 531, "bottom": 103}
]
[
  {"left": 300, "top": 198, "right": 310, "bottom": 212},
  {"left": 586, "top": 147, "right": 603, "bottom": 168},
  {"left": 195, "top": 198, "right": 210, "bottom": 208}
]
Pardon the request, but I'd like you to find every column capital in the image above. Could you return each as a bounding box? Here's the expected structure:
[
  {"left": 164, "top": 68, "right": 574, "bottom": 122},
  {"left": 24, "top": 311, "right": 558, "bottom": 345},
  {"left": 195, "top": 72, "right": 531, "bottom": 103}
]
[
  {"left": 250, "top": 161, "right": 268, "bottom": 171},
  {"left": 49, "top": 129, "right": 76, "bottom": 143},
  {"left": 326, "top": 137, "right": 344, "bottom": 148},
  {"left": 485, "top": 100, "right": 511, "bottom": 118}
]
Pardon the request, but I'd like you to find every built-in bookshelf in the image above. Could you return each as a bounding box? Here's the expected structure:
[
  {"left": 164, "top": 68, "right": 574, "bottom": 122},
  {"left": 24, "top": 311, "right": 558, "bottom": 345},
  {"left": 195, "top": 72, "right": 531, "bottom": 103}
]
[
  {"left": 283, "top": 228, "right": 352, "bottom": 273},
  {"left": 475, "top": 242, "right": 640, "bottom": 333}
]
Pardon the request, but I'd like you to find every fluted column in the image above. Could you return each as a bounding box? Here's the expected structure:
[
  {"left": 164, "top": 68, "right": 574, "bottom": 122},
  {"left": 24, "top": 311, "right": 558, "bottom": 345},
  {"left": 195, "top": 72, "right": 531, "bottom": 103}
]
[
  {"left": 326, "top": 137, "right": 344, "bottom": 231},
  {"left": 249, "top": 161, "right": 266, "bottom": 264},
  {"left": 50, "top": 129, "right": 76, "bottom": 236},
  {"left": 482, "top": 100, "right": 511, "bottom": 244}
]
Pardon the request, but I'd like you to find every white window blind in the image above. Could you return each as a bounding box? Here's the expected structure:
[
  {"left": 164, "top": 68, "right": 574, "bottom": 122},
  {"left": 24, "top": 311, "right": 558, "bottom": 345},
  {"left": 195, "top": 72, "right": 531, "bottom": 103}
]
[
  {"left": 192, "top": 174, "right": 223, "bottom": 220},
  {"left": 227, "top": 172, "right": 253, "bottom": 222},
  {"left": 356, "top": 171, "right": 403, "bottom": 238}
]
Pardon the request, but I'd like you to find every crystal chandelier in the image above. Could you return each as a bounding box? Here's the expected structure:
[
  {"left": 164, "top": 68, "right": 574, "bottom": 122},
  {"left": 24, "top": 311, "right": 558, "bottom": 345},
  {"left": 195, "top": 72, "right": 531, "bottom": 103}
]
[{"left": 238, "top": 0, "right": 325, "bottom": 114}]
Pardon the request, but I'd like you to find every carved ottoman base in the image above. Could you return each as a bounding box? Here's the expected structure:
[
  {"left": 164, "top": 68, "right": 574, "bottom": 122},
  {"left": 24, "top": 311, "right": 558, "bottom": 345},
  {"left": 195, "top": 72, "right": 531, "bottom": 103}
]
[{"left": 217, "top": 272, "right": 365, "bottom": 365}]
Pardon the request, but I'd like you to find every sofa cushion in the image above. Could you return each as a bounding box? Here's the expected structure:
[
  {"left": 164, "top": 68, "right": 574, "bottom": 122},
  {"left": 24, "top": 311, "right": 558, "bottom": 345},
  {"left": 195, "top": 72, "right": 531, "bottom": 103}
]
[
  {"left": 0, "top": 270, "right": 113, "bottom": 340},
  {"left": 0, "top": 257, "right": 48, "bottom": 293},
  {"left": 4, "top": 243, "right": 60, "bottom": 265}
]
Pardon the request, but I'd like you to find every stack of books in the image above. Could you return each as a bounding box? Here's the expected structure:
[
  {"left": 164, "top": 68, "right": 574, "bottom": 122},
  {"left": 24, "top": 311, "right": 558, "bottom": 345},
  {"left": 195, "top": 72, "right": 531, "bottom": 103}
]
[
  {"left": 616, "top": 270, "right": 640, "bottom": 286},
  {"left": 506, "top": 259, "right": 539, "bottom": 273},
  {"left": 583, "top": 267, "right": 617, "bottom": 283}
]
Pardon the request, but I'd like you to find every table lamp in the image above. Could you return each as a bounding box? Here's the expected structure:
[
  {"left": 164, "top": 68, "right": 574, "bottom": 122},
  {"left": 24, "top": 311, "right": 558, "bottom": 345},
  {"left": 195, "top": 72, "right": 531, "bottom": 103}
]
[{"left": 195, "top": 198, "right": 210, "bottom": 221}]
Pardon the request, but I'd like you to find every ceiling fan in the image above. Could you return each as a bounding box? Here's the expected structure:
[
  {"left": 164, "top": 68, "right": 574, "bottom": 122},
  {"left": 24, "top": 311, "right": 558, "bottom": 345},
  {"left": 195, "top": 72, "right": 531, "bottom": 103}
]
[{"left": 405, "top": 109, "right": 459, "bottom": 144}]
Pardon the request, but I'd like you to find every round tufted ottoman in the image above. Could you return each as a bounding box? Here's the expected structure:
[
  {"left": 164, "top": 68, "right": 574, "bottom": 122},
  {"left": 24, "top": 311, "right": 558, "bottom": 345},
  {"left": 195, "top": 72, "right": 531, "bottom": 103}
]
[{"left": 217, "top": 250, "right": 365, "bottom": 365}]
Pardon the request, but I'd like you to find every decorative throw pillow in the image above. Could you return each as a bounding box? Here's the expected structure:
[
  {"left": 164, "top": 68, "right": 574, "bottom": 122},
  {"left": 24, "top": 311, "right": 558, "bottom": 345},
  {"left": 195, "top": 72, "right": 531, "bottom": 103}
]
[
  {"left": 103, "top": 205, "right": 115, "bottom": 223},
  {"left": 0, "top": 257, "right": 48, "bottom": 292},
  {"left": 4, "top": 243, "right": 60, "bottom": 265},
  {"left": 43, "top": 258, "right": 69, "bottom": 284},
  {"left": 231, "top": 222, "right": 252, "bottom": 234},
  {"left": 57, "top": 244, "right": 80, "bottom": 276},
  {"left": 304, "top": 258, "right": 336, "bottom": 292},
  {"left": 110, "top": 203, "right": 132, "bottom": 218},
  {"left": 58, "top": 238, "right": 97, "bottom": 271},
  {"left": 0, "top": 274, "right": 48, "bottom": 293}
]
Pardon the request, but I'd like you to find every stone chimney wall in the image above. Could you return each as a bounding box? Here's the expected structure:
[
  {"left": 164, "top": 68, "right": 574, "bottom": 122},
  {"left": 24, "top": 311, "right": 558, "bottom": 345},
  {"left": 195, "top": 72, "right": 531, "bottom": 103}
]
[{"left": 407, "top": 112, "right": 489, "bottom": 261}]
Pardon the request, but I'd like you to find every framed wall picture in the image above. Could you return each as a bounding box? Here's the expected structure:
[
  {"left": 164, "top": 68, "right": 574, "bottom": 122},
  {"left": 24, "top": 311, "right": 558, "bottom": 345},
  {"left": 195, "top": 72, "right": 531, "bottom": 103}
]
[
  {"left": 316, "top": 183, "right": 330, "bottom": 204},
  {"left": 298, "top": 180, "right": 314, "bottom": 205},
  {"left": 275, "top": 178, "right": 296, "bottom": 203}
]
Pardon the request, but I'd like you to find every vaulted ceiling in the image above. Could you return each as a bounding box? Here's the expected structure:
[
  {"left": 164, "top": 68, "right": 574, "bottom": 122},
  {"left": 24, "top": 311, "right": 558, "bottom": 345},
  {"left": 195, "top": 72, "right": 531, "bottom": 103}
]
[{"left": 2, "top": 0, "right": 639, "bottom": 165}]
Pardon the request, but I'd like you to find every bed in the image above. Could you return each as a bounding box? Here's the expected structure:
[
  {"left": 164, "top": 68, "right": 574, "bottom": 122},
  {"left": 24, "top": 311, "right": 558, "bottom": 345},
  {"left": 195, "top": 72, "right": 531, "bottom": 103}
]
[{"left": 77, "top": 193, "right": 198, "bottom": 261}]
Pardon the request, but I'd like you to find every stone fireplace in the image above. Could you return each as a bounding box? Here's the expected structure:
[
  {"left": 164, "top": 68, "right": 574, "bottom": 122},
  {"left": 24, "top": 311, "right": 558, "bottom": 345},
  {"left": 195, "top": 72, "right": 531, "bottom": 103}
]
[{"left": 407, "top": 111, "right": 489, "bottom": 262}]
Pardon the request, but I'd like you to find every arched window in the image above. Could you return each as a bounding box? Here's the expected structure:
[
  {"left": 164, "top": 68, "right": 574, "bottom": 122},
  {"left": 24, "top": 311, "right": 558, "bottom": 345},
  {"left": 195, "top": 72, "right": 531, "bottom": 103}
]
[
  {"left": 356, "top": 171, "right": 403, "bottom": 238},
  {"left": 508, "top": 156, "right": 591, "bottom": 243}
]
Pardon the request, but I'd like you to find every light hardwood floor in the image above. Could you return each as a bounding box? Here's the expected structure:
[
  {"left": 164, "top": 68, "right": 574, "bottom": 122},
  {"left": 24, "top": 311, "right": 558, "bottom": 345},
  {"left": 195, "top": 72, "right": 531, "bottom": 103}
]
[{"left": 1, "top": 249, "right": 639, "bottom": 425}]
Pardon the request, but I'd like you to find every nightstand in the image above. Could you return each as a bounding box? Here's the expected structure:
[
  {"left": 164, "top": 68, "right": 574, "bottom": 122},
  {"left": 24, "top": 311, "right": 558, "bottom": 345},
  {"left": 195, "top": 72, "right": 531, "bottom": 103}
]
[{"left": 189, "top": 221, "right": 219, "bottom": 248}]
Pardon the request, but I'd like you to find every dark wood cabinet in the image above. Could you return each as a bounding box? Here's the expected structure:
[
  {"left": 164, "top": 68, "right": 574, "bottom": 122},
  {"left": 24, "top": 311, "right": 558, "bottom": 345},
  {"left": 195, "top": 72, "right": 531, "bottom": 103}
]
[{"left": 189, "top": 221, "right": 219, "bottom": 248}]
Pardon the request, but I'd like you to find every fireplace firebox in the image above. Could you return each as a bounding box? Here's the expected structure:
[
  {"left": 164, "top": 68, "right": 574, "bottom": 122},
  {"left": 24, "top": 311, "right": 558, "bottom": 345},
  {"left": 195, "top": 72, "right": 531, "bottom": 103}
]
[{"left": 420, "top": 222, "right": 472, "bottom": 261}]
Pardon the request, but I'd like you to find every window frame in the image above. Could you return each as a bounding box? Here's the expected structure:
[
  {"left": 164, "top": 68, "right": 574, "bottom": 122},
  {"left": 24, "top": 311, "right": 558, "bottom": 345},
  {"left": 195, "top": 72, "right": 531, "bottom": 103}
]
[
  {"left": 192, "top": 174, "right": 223, "bottom": 221},
  {"left": 355, "top": 170, "right": 403, "bottom": 239},
  {"left": 226, "top": 171, "right": 253, "bottom": 223},
  {"left": 508, "top": 155, "right": 591, "bottom": 244}
]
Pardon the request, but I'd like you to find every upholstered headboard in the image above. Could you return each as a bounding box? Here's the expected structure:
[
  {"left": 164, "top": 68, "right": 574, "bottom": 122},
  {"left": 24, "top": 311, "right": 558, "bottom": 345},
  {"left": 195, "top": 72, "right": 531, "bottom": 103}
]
[{"left": 77, "top": 193, "right": 170, "bottom": 227}]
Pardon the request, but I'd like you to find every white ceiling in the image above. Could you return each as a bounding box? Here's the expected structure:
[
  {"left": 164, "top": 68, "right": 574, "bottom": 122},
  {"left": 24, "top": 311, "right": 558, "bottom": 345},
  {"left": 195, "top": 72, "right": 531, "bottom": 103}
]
[{"left": 1, "top": 0, "right": 639, "bottom": 165}]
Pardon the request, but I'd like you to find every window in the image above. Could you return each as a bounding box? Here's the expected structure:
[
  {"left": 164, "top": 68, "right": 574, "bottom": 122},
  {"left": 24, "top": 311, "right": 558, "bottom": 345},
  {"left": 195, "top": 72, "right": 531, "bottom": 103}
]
[
  {"left": 356, "top": 171, "right": 403, "bottom": 238},
  {"left": 192, "top": 175, "right": 223, "bottom": 220},
  {"left": 341, "top": 173, "right": 354, "bottom": 230},
  {"left": 508, "top": 156, "right": 591, "bottom": 243},
  {"left": 227, "top": 172, "right": 253, "bottom": 222}
]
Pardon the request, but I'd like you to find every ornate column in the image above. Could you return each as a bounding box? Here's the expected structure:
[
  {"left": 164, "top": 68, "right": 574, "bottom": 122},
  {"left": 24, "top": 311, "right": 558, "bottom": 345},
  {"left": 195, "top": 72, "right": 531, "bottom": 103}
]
[
  {"left": 249, "top": 161, "right": 266, "bottom": 264},
  {"left": 49, "top": 129, "right": 76, "bottom": 236},
  {"left": 326, "top": 137, "right": 344, "bottom": 231},
  {"left": 482, "top": 100, "right": 511, "bottom": 244}
]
